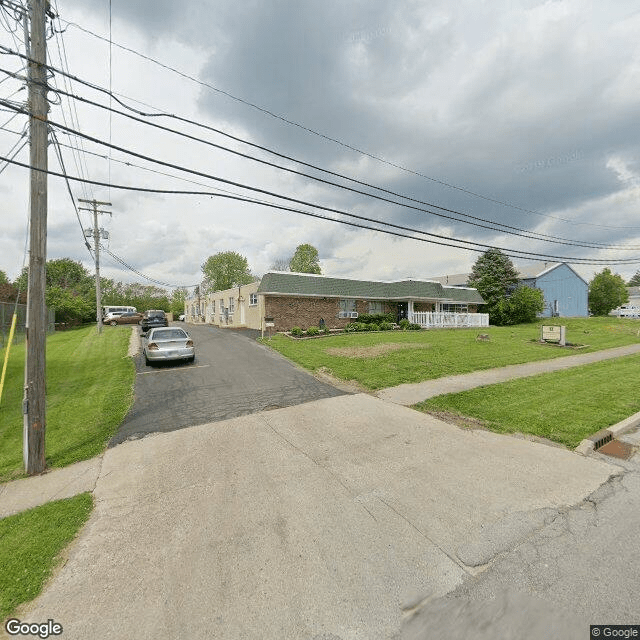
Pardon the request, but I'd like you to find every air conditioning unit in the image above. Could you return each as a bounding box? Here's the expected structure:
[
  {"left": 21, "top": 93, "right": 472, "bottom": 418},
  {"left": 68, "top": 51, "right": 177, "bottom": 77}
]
[
  {"left": 350, "top": 312, "right": 359, "bottom": 318},
  {"left": 338, "top": 311, "right": 349, "bottom": 318}
]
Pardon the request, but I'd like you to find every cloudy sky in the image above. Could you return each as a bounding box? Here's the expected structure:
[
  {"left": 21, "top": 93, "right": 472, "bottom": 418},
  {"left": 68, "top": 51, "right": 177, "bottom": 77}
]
[{"left": 1, "top": 0, "right": 640, "bottom": 289}]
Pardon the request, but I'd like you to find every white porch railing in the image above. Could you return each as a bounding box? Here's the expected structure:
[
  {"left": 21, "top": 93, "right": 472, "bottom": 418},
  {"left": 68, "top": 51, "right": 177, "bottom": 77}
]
[{"left": 410, "top": 312, "right": 489, "bottom": 328}]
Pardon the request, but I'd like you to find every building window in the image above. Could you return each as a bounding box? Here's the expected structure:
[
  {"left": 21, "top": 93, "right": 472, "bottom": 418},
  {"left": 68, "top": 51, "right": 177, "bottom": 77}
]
[
  {"left": 338, "top": 298, "right": 357, "bottom": 318},
  {"left": 441, "top": 303, "right": 468, "bottom": 313},
  {"left": 211, "top": 300, "right": 215, "bottom": 314},
  {"left": 368, "top": 301, "right": 384, "bottom": 314},
  {"left": 229, "top": 297, "right": 235, "bottom": 313},
  {"left": 249, "top": 293, "right": 258, "bottom": 306}
]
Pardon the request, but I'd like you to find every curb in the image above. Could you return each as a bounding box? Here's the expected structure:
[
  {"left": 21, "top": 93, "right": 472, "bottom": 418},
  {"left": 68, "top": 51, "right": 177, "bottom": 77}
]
[{"left": 575, "top": 411, "right": 640, "bottom": 456}]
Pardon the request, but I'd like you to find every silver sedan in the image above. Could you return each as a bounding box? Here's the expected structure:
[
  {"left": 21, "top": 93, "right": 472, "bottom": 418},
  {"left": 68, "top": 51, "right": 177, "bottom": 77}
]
[{"left": 143, "top": 327, "right": 195, "bottom": 365}]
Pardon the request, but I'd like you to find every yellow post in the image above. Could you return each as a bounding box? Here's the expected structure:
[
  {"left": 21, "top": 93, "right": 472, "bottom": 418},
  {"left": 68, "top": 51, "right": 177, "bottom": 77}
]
[{"left": 0, "top": 314, "right": 18, "bottom": 405}]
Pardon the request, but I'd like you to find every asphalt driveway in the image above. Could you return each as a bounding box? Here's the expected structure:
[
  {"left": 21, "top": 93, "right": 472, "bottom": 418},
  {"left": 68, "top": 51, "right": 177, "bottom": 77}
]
[{"left": 109, "top": 323, "right": 346, "bottom": 445}]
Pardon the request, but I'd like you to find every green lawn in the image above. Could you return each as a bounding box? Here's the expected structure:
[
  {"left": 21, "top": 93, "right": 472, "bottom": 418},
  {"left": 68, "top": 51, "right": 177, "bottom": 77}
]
[
  {"left": 0, "top": 493, "right": 93, "bottom": 620},
  {"left": 0, "top": 325, "right": 135, "bottom": 482},
  {"left": 414, "top": 353, "right": 640, "bottom": 448},
  {"left": 262, "top": 318, "right": 640, "bottom": 390}
]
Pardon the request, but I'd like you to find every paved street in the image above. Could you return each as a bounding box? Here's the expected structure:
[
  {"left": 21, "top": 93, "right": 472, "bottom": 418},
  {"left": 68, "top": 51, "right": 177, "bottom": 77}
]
[
  {"left": 110, "top": 323, "right": 345, "bottom": 445},
  {"left": 21, "top": 394, "right": 619, "bottom": 639},
  {"left": 406, "top": 430, "right": 640, "bottom": 639}
]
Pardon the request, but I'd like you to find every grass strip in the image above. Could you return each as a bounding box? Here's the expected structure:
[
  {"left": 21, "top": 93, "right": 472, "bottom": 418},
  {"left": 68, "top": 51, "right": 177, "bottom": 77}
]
[
  {"left": 261, "top": 318, "right": 640, "bottom": 390},
  {"left": 0, "top": 326, "right": 135, "bottom": 482},
  {"left": 0, "top": 492, "right": 93, "bottom": 620},
  {"left": 414, "top": 354, "right": 640, "bottom": 448}
]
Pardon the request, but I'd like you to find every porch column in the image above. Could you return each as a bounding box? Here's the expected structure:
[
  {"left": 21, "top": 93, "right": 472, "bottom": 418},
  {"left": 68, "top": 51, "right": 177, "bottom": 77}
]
[{"left": 408, "top": 300, "right": 414, "bottom": 322}]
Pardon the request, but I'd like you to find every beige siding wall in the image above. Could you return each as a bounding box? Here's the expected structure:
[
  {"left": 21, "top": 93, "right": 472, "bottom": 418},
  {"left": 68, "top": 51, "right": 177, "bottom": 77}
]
[{"left": 185, "top": 281, "right": 263, "bottom": 330}]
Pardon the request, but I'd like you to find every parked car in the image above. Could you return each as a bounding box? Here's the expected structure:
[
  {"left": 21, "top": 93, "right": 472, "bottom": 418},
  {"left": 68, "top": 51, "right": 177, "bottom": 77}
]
[
  {"left": 107, "top": 312, "right": 143, "bottom": 326},
  {"left": 140, "top": 310, "right": 168, "bottom": 333},
  {"left": 143, "top": 327, "right": 195, "bottom": 365},
  {"left": 178, "top": 314, "right": 185, "bottom": 322}
]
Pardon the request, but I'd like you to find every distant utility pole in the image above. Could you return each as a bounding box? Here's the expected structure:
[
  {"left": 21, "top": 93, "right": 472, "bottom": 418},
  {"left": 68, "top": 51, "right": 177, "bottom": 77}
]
[
  {"left": 23, "top": 0, "right": 49, "bottom": 475},
  {"left": 78, "top": 199, "right": 112, "bottom": 334}
]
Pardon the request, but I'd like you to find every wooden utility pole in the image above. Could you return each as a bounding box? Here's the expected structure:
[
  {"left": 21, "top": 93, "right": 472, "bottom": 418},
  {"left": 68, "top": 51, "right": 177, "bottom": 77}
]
[
  {"left": 78, "top": 200, "right": 111, "bottom": 334},
  {"left": 23, "top": 0, "right": 49, "bottom": 474}
]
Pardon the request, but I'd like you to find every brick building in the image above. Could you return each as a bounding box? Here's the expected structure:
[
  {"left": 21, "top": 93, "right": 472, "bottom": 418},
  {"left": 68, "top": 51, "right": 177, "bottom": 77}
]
[{"left": 185, "top": 272, "right": 486, "bottom": 332}]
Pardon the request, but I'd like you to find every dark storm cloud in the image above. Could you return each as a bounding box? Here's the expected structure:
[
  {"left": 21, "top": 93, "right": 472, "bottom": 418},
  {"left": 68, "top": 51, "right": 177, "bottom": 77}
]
[{"left": 57, "top": 0, "right": 640, "bottom": 272}]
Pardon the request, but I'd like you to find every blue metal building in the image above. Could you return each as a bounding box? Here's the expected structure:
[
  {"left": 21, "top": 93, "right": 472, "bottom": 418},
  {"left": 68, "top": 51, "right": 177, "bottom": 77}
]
[{"left": 518, "top": 263, "right": 588, "bottom": 317}]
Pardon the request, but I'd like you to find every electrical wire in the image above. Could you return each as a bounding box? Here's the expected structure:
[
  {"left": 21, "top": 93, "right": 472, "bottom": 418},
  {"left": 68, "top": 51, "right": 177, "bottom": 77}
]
[
  {"left": 49, "top": 129, "right": 95, "bottom": 258},
  {"left": 3, "top": 67, "right": 638, "bottom": 253},
  {"left": 0, "top": 129, "right": 25, "bottom": 174},
  {"left": 101, "top": 248, "right": 199, "bottom": 288},
  {"left": 54, "top": 18, "right": 640, "bottom": 232},
  {"left": 2, "top": 42, "right": 638, "bottom": 235},
  {"left": 42, "top": 82, "right": 640, "bottom": 251},
  {"left": 3, "top": 151, "right": 640, "bottom": 266}
]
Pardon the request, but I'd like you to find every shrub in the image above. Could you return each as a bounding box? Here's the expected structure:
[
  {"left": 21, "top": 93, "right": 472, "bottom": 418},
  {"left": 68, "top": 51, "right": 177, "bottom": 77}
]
[
  {"left": 345, "top": 323, "right": 358, "bottom": 332},
  {"left": 399, "top": 318, "right": 410, "bottom": 330},
  {"left": 290, "top": 326, "right": 303, "bottom": 337},
  {"left": 408, "top": 323, "right": 422, "bottom": 330},
  {"left": 366, "top": 323, "right": 381, "bottom": 331},
  {"left": 357, "top": 312, "right": 395, "bottom": 325},
  {"left": 379, "top": 321, "right": 394, "bottom": 331},
  {"left": 306, "top": 326, "right": 320, "bottom": 336}
]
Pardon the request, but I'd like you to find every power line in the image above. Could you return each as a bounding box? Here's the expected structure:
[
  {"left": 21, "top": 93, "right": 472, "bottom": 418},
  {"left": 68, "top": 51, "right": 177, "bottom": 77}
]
[
  {"left": 2, "top": 42, "right": 638, "bottom": 235},
  {"left": 3, "top": 151, "right": 640, "bottom": 266},
  {"left": 5, "top": 54, "right": 639, "bottom": 243},
  {"left": 54, "top": 18, "right": 640, "bottom": 232},
  {"left": 42, "top": 81, "right": 640, "bottom": 251},
  {"left": 101, "top": 248, "right": 199, "bottom": 288},
  {"left": 49, "top": 129, "right": 94, "bottom": 258},
  {"left": 3, "top": 63, "right": 639, "bottom": 252}
]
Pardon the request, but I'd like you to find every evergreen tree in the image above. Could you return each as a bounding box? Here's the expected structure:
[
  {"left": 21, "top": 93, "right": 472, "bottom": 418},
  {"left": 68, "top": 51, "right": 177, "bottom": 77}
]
[
  {"left": 627, "top": 271, "right": 640, "bottom": 287},
  {"left": 468, "top": 249, "right": 519, "bottom": 323}
]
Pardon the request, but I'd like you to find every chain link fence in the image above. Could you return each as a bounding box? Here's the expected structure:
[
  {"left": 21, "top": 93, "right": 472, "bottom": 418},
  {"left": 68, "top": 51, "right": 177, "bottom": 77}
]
[{"left": 0, "top": 302, "right": 55, "bottom": 349}]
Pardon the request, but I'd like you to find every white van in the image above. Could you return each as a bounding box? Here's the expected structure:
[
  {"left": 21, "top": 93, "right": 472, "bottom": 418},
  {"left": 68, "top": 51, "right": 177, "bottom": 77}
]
[{"left": 102, "top": 305, "right": 137, "bottom": 321}]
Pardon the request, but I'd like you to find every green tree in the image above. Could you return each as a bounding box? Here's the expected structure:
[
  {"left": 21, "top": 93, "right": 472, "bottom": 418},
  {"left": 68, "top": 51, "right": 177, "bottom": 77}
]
[
  {"left": 0, "top": 270, "right": 8, "bottom": 286},
  {"left": 14, "top": 259, "right": 96, "bottom": 323},
  {"left": 45, "top": 286, "right": 95, "bottom": 324},
  {"left": 589, "top": 268, "right": 629, "bottom": 316},
  {"left": 289, "top": 244, "right": 322, "bottom": 274},
  {"left": 627, "top": 271, "right": 640, "bottom": 287},
  {"left": 170, "top": 287, "right": 187, "bottom": 317},
  {"left": 201, "top": 251, "right": 253, "bottom": 292},
  {"left": 467, "top": 249, "right": 519, "bottom": 324},
  {"left": 494, "top": 285, "right": 545, "bottom": 325}
]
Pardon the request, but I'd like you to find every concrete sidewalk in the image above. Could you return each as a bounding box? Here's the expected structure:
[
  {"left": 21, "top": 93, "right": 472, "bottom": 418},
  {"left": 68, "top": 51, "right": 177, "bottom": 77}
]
[
  {"left": 376, "top": 343, "right": 640, "bottom": 406},
  {"left": 14, "top": 394, "right": 617, "bottom": 639}
]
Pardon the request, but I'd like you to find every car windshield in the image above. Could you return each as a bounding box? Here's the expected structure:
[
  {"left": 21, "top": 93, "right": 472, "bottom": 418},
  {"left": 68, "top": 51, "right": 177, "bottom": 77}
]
[{"left": 150, "top": 329, "right": 187, "bottom": 341}]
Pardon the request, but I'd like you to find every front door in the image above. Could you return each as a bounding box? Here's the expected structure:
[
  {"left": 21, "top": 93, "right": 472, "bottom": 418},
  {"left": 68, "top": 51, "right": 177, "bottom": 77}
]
[{"left": 397, "top": 302, "right": 408, "bottom": 323}]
